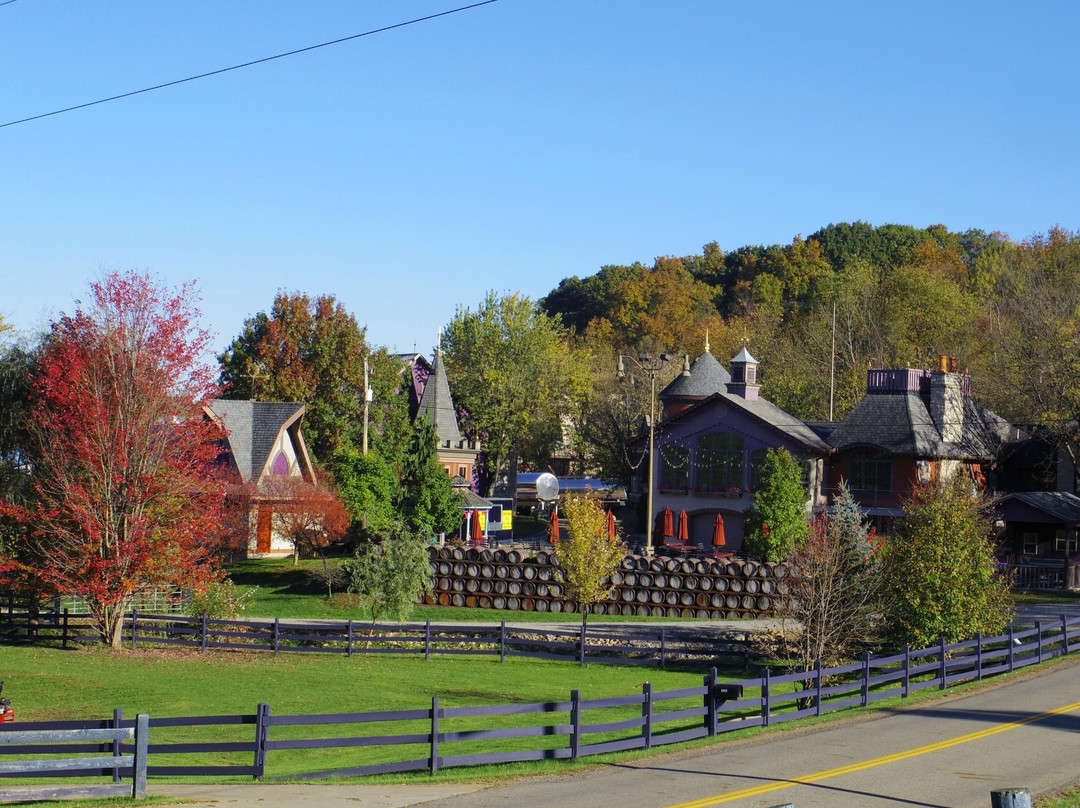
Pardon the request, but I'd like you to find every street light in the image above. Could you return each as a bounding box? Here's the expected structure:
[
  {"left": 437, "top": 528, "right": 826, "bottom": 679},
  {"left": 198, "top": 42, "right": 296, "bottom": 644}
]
[{"left": 617, "top": 352, "right": 672, "bottom": 556}]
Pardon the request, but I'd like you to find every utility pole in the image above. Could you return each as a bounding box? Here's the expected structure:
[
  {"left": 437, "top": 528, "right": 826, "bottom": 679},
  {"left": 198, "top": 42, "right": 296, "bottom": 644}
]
[{"left": 362, "top": 355, "right": 372, "bottom": 455}]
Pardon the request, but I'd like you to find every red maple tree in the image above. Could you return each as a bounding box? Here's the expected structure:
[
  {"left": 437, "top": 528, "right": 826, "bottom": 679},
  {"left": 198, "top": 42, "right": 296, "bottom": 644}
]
[{"left": 3, "top": 272, "right": 229, "bottom": 647}]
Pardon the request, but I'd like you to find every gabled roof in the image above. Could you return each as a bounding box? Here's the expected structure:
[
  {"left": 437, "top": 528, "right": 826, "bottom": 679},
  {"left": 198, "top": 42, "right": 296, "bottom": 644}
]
[
  {"left": 827, "top": 391, "right": 1012, "bottom": 459},
  {"left": 660, "top": 351, "right": 731, "bottom": 399},
  {"left": 204, "top": 399, "right": 309, "bottom": 484},
  {"left": 999, "top": 491, "right": 1080, "bottom": 524},
  {"left": 648, "top": 391, "right": 831, "bottom": 454},
  {"left": 417, "top": 352, "right": 462, "bottom": 444}
]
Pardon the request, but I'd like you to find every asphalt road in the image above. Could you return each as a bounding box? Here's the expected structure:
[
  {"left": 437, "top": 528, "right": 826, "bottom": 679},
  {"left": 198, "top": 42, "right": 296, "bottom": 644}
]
[{"left": 150, "top": 656, "right": 1080, "bottom": 808}]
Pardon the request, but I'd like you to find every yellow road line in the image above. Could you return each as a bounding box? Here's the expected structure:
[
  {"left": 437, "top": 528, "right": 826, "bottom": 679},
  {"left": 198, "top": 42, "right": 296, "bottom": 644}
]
[{"left": 665, "top": 699, "right": 1080, "bottom": 807}]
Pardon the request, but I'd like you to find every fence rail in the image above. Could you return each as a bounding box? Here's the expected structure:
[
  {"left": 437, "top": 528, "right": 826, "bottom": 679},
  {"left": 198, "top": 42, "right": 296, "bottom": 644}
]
[{"left": 2, "top": 616, "right": 1078, "bottom": 782}]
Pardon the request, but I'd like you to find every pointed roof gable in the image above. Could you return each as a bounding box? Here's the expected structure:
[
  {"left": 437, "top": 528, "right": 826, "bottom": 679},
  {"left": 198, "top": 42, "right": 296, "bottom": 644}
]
[
  {"left": 417, "top": 352, "right": 462, "bottom": 444},
  {"left": 205, "top": 399, "right": 311, "bottom": 484}
]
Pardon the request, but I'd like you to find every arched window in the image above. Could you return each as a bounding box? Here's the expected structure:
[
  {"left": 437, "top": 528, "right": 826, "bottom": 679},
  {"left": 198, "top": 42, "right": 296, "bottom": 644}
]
[
  {"left": 271, "top": 451, "right": 290, "bottom": 476},
  {"left": 697, "top": 433, "right": 744, "bottom": 490},
  {"left": 660, "top": 446, "right": 689, "bottom": 489}
]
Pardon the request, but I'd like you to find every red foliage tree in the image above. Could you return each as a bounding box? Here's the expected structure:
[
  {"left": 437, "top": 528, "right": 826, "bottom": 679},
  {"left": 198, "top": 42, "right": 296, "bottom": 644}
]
[
  {"left": 260, "top": 474, "right": 349, "bottom": 591},
  {"left": 2, "top": 272, "right": 228, "bottom": 647}
]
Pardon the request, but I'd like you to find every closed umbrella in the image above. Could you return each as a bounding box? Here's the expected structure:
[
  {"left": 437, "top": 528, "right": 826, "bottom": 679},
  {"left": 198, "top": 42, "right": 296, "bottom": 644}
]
[
  {"left": 712, "top": 512, "right": 726, "bottom": 547},
  {"left": 662, "top": 506, "right": 674, "bottom": 539},
  {"left": 677, "top": 509, "right": 689, "bottom": 542},
  {"left": 470, "top": 509, "right": 482, "bottom": 542},
  {"left": 606, "top": 510, "right": 617, "bottom": 540},
  {"left": 548, "top": 509, "right": 560, "bottom": 544}
]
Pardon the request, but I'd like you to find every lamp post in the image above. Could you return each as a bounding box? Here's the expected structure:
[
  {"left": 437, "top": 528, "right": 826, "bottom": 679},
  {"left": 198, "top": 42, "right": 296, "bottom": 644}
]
[{"left": 617, "top": 352, "right": 672, "bottom": 556}]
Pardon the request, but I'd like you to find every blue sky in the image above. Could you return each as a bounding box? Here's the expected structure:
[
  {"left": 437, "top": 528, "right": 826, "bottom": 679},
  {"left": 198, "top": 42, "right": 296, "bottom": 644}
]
[{"left": 3, "top": 1, "right": 1078, "bottom": 356}]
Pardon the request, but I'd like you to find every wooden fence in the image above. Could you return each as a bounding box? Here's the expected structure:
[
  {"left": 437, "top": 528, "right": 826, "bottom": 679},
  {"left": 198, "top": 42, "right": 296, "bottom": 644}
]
[
  {"left": 2, "top": 616, "right": 1077, "bottom": 782},
  {"left": 0, "top": 714, "right": 148, "bottom": 801}
]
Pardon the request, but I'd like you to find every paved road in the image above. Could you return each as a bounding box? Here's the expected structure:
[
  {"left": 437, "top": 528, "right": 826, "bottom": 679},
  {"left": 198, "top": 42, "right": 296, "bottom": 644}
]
[{"left": 151, "top": 657, "right": 1080, "bottom": 808}]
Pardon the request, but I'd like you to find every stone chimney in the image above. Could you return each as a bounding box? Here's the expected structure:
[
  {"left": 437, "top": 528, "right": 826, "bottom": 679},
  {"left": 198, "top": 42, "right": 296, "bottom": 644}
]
[{"left": 930, "top": 355, "right": 963, "bottom": 444}]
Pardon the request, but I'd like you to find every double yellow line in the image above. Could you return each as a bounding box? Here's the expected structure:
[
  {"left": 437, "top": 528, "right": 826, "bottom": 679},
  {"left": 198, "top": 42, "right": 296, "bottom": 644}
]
[{"left": 666, "top": 699, "right": 1080, "bottom": 807}]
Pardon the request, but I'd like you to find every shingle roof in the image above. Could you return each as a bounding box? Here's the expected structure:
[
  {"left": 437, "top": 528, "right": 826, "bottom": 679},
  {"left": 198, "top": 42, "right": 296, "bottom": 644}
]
[
  {"left": 205, "top": 400, "right": 306, "bottom": 483},
  {"left": 660, "top": 351, "right": 731, "bottom": 399},
  {"left": 1000, "top": 491, "right": 1080, "bottom": 523},
  {"left": 417, "top": 353, "right": 462, "bottom": 444},
  {"left": 827, "top": 391, "right": 1012, "bottom": 459}
]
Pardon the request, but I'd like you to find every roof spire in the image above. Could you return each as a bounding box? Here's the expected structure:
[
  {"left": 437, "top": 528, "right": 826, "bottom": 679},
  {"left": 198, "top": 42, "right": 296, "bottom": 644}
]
[{"left": 705, "top": 328, "right": 710, "bottom": 354}]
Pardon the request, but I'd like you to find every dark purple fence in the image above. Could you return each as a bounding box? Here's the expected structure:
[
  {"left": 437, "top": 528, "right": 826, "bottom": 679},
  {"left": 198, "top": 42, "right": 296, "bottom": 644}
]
[{"left": 2, "top": 616, "right": 1077, "bottom": 781}]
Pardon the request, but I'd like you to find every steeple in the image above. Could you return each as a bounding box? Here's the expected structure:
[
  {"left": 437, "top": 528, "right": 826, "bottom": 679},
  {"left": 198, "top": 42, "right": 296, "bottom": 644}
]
[{"left": 418, "top": 348, "right": 462, "bottom": 445}]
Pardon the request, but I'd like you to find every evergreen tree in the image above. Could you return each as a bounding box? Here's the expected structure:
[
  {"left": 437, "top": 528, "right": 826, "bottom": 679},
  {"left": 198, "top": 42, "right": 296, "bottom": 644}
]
[
  {"left": 397, "top": 417, "right": 461, "bottom": 540},
  {"left": 744, "top": 448, "right": 809, "bottom": 562}
]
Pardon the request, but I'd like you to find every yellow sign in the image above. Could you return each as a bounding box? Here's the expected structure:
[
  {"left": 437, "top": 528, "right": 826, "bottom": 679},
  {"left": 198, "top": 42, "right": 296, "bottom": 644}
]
[{"left": 501, "top": 509, "right": 513, "bottom": 530}]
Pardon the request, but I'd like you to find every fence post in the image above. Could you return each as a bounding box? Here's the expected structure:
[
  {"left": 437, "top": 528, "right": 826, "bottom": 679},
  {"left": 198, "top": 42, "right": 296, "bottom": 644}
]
[
  {"left": 132, "top": 713, "right": 149, "bottom": 800},
  {"left": 1063, "top": 614, "right": 1070, "bottom": 657},
  {"left": 62, "top": 608, "right": 70, "bottom": 650},
  {"left": 991, "top": 788, "right": 1032, "bottom": 807},
  {"left": 579, "top": 623, "right": 587, "bottom": 667},
  {"left": 112, "top": 708, "right": 123, "bottom": 782},
  {"left": 500, "top": 620, "right": 506, "bottom": 663},
  {"left": 902, "top": 644, "right": 910, "bottom": 699},
  {"left": 273, "top": 618, "right": 280, "bottom": 654},
  {"left": 861, "top": 651, "right": 871, "bottom": 707},
  {"left": 761, "top": 668, "right": 770, "bottom": 727},
  {"left": 1036, "top": 621, "right": 1043, "bottom": 664},
  {"left": 201, "top": 613, "right": 209, "bottom": 652},
  {"left": 975, "top": 632, "right": 983, "bottom": 680},
  {"left": 1008, "top": 626, "right": 1015, "bottom": 673},
  {"left": 939, "top": 636, "right": 947, "bottom": 690},
  {"left": 642, "top": 682, "right": 652, "bottom": 749},
  {"left": 254, "top": 702, "right": 270, "bottom": 780},
  {"left": 425, "top": 619, "right": 431, "bottom": 662},
  {"left": 347, "top": 619, "right": 354, "bottom": 658},
  {"left": 430, "top": 696, "right": 440, "bottom": 775},
  {"left": 570, "top": 690, "right": 581, "bottom": 759},
  {"left": 704, "top": 667, "right": 717, "bottom": 736},
  {"left": 660, "top": 627, "right": 667, "bottom": 669}
]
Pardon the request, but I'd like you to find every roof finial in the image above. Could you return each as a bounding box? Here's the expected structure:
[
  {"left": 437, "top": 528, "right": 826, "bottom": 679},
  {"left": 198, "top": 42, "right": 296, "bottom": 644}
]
[
  {"left": 436, "top": 332, "right": 443, "bottom": 358},
  {"left": 705, "top": 328, "right": 710, "bottom": 354}
]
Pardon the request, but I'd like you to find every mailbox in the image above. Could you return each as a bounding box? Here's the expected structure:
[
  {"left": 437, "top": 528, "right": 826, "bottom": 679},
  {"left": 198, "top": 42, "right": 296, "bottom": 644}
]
[{"left": 714, "top": 684, "right": 744, "bottom": 701}]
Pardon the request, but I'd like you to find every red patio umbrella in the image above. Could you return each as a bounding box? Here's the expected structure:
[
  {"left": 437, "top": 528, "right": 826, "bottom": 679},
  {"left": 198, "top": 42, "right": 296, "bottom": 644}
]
[
  {"left": 677, "top": 509, "right": 689, "bottom": 542},
  {"left": 548, "top": 509, "right": 560, "bottom": 544},
  {"left": 606, "top": 510, "right": 617, "bottom": 540},
  {"left": 712, "top": 512, "right": 726, "bottom": 547},
  {"left": 662, "top": 506, "right": 674, "bottom": 539},
  {"left": 470, "top": 509, "right": 482, "bottom": 542}
]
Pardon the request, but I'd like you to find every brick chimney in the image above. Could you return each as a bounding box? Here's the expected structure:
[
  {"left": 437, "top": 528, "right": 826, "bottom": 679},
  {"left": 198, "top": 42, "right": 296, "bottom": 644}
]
[{"left": 930, "top": 355, "right": 963, "bottom": 444}]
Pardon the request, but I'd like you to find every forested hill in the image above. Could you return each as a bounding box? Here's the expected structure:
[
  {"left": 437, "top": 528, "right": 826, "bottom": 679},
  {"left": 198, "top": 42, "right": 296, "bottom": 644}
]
[{"left": 539, "top": 222, "right": 1080, "bottom": 429}]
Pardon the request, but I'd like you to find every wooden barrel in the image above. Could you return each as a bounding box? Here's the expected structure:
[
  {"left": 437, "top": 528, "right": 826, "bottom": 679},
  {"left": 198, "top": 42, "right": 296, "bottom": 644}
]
[
  {"left": 741, "top": 594, "right": 755, "bottom": 610},
  {"left": 650, "top": 589, "right": 664, "bottom": 604},
  {"left": 668, "top": 574, "right": 683, "bottom": 589},
  {"left": 465, "top": 548, "right": 480, "bottom": 561},
  {"left": 535, "top": 598, "right": 549, "bottom": 612},
  {"left": 438, "top": 593, "right": 451, "bottom": 606},
  {"left": 536, "top": 551, "right": 550, "bottom": 565},
  {"left": 523, "top": 565, "right": 537, "bottom": 581},
  {"left": 761, "top": 580, "right": 775, "bottom": 594},
  {"left": 729, "top": 579, "right": 744, "bottom": 593},
  {"left": 634, "top": 605, "right": 650, "bottom": 616},
  {"left": 725, "top": 594, "right": 740, "bottom": 609},
  {"left": 757, "top": 595, "right": 772, "bottom": 610},
  {"left": 480, "top": 564, "right": 494, "bottom": 578},
  {"left": 696, "top": 609, "right": 710, "bottom": 619},
  {"left": 480, "top": 579, "right": 493, "bottom": 594},
  {"left": 437, "top": 561, "right": 451, "bottom": 575},
  {"left": 636, "top": 557, "right": 652, "bottom": 571},
  {"left": 538, "top": 567, "right": 552, "bottom": 582},
  {"left": 478, "top": 596, "right": 492, "bottom": 608},
  {"left": 550, "top": 599, "right": 563, "bottom": 613},
  {"left": 666, "top": 591, "right": 679, "bottom": 606},
  {"left": 479, "top": 549, "right": 493, "bottom": 562},
  {"left": 507, "top": 597, "right": 520, "bottom": 610},
  {"left": 713, "top": 577, "right": 728, "bottom": 592},
  {"left": 493, "top": 549, "right": 506, "bottom": 562},
  {"left": 523, "top": 582, "right": 536, "bottom": 596},
  {"left": 522, "top": 598, "right": 534, "bottom": 611},
  {"left": 453, "top": 562, "right": 466, "bottom": 576},
  {"left": 548, "top": 583, "right": 562, "bottom": 598},
  {"left": 494, "top": 580, "right": 507, "bottom": 595},
  {"left": 508, "top": 581, "right": 522, "bottom": 595},
  {"left": 564, "top": 601, "right": 576, "bottom": 613},
  {"left": 684, "top": 575, "right": 698, "bottom": 589},
  {"left": 506, "top": 550, "right": 524, "bottom": 563},
  {"left": 698, "top": 576, "right": 712, "bottom": 591},
  {"left": 694, "top": 560, "right": 709, "bottom": 575},
  {"left": 649, "top": 557, "right": 665, "bottom": 572},
  {"left": 621, "top": 556, "right": 637, "bottom": 570},
  {"left": 495, "top": 564, "right": 509, "bottom": 579},
  {"left": 635, "top": 589, "right": 649, "bottom": 604},
  {"left": 653, "top": 573, "right": 667, "bottom": 588},
  {"left": 740, "top": 560, "right": 759, "bottom": 578},
  {"left": 466, "top": 579, "right": 479, "bottom": 593},
  {"left": 639, "top": 573, "right": 653, "bottom": 588},
  {"left": 465, "top": 595, "right": 476, "bottom": 607},
  {"left": 624, "top": 572, "right": 638, "bottom": 587},
  {"left": 680, "top": 592, "right": 695, "bottom": 606},
  {"left": 493, "top": 596, "right": 507, "bottom": 609},
  {"left": 508, "top": 566, "right": 522, "bottom": 580},
  {"left": 710, "top": 593, "right": 725, "bottom": 608},
  {"left": 680, "top": 607, "right": 694, "bottom": 618},
  {"left": 666, "top": 606, "right": 680, "bottom": 618},
  {"left": 437, "top": 577, "right": 451, "bottom": 591},
  {"left": 696, "top": 592, "right": 710, "bottom": 607},
  {"left": 466, "top": 563, "right": 480, "bottom": 578},
  {"left": 452, "top": 593, "right": 465, "bottom": 606},
  {"left": 745, "top": 579, "right": 760, "bottom": 594},
  {"left": 537, "top": 583, "right": 549, "bottom": 597},
  {"left": 621, "top": 589, "right": 634, "bottom": 602},
  {"left": 452, "top": 579, "right": 465, "bottom": 593},
  {"left": 451, "top": 547, "right": 466, "bottom": 561}
]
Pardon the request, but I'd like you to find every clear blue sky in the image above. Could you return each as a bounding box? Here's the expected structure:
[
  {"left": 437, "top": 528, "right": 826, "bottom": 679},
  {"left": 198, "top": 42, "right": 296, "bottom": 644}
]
[{"left": 3, "top": 1, "right": 1077, "bottom": 356}]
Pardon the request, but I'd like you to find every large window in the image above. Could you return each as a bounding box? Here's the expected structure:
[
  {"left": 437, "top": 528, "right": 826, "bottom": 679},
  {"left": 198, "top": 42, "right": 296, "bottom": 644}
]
[
  {"left": 697, "top": 433, "right": 744, "bottom": 490},
  {"left": 660, "top": 446, "right": 689, "bottom": 489},
  {"left": 750, "top": 448, "right": 768, "bottom": 491},
  {"left": 848, "top": 452, "right": 892, "bottom": 495}
]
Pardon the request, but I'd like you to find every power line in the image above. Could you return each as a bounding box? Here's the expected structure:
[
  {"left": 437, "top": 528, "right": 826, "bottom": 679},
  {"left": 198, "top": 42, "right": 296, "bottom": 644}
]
[
  {"left": 0, "top": 0, "right": 22, "bottom": 7},
  {"left": 1, "top": 0, "right": 500, "bottom": 129}
]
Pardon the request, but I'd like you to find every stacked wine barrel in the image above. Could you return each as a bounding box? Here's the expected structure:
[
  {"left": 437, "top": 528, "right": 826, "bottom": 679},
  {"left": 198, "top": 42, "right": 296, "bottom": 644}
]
[{"left": 424, "top": 546, "right": 785, "bottom": 619}]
